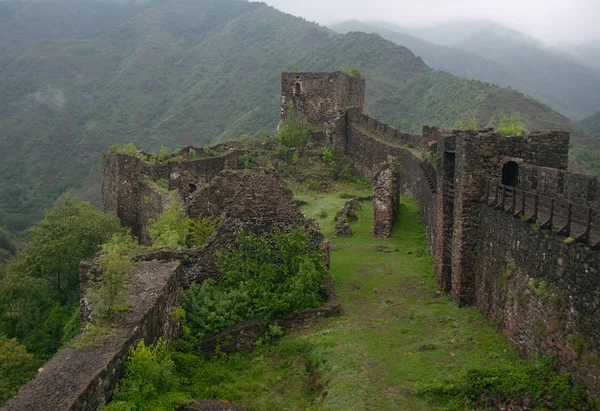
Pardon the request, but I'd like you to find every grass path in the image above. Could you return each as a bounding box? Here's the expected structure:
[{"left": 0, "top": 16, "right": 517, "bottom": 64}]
[{"left": 180, "top": 182, "right": 521, "bottom": 410}]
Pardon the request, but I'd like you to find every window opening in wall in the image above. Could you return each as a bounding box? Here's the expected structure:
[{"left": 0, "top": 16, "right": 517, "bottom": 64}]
[
  {"left": 295, "top": 82, "right": 301, "bottom": 95},
  {"left": 502, "top": 161, "right": 519, "bottom": 187}
]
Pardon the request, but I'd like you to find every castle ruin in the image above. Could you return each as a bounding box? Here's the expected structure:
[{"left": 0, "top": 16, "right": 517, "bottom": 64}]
[{"left": 4, "top": 71, "right": 600, "bottom": 410}]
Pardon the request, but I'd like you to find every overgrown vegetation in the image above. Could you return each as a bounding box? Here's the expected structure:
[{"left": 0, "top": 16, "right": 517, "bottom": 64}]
[
  {"left": 339, "top": 66, "right": 362, "bottom": 78},
  {"left": 276, "top": 102, "right": 310, "bottom": 148},
  {"left": 148, "top": 196, "right": 220, "bottom": 249},
  {"left": 103, "top": 339, "right": 187, "bottom": 411},
  {"left": 454, "top": 117, "right": 479, "bottom": 129},
  {"left": 416, "top": 358, "right": 593, "bottom": 410},
  {"left": 0, "top": 194, "right": 124, "bottom": 359},
  {"left": 0, "top": 336, "right": 41, "bottom": 404},
  {"left": 181, "top": 227, "right": 326, "bottom": 341},
  {"left": 497, "top": 114, "right": 529, "bottom": 136},
  {"left": 86, "top": 233, "right": 141, "bottom": 321}
]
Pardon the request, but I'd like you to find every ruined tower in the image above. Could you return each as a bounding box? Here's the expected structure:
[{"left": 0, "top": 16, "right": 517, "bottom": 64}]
[{"left": 280, "top": 71, "right": 365, "bottom": 128}]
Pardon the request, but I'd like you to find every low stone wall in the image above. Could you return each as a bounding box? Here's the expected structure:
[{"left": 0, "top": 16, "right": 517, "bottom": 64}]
[
  {"left": 2, "top": 261, "right": 182, "bottom": 411},
  {"left": 372, "top": 166, "right": 400, "bottom": 238},
  {"left": 476, "top": 206, "right": 600, "bottom": 395},
  {"left": 198, "top": 279, "right": 341, "bottom": 358}
]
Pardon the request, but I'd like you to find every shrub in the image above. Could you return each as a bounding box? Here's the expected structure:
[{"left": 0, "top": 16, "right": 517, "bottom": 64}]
[
  {"left": 339, "top": 67, "right": 362, "bottom": 78},
  {"left": 415, "top": 358, "right": 592, "bottom": 410},
  {"left": 498, "top": 114, "right": 528, "bottom": 136},
  {"left": 148, "top": 199, "right": 190, "bottom": 249},
  {"left": 104, "top": 339, "right": 187, "bottom": 411},
  {"left": 158, "top": 145, "right": 171, "bottom": 162},
  {"left": 181, "top": 227, "right": 326, "bottom": 341},
  {"left": 181, "top": 280, "right": 253, "bottom": 340},
  {"left": 277, "top": 102, "right": 310, "bottom": 148},
  {"left": 239, "top": 152, "right": 254, "bottom": 169},
  {"left": 320, "top": 146, "right": 334, "bottom": 164},
  {"left": 188, "top": 216, "right": 220, "bottom": 247},
  {"left": 0, "top": 336, "right": 41, "bottom": 405},
  {"left": 86, "top": 233, "right": 141, "bottom": 321}
]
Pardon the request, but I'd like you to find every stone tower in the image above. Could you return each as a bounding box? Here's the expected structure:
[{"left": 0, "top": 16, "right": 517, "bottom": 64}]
[{"left": 280, "top": 71, "right": 365, "bottom": 128}]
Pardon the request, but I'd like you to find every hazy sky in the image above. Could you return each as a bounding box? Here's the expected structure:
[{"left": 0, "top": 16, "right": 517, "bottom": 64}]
[{"left": 260, "top": 0, "right": 600, "bottom": 45}]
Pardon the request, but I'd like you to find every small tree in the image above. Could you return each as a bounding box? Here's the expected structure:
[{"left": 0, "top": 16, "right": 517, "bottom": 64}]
[
  {"left": 277, "top": 102, "right": 310, "bottom": 148},
  {"left": 497, "top": 114, "right": 528, "bottom": 136}
]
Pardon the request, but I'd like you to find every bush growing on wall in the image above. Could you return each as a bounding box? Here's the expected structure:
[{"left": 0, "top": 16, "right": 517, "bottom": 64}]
[
  {"left": 181, "top": 227, "right": 326, "bottom": 341},
  {"left": 103, "top": 339, "right": 186, "bottom": 411},
  {"left": 86, "top": 233, "right": 141, "bottom": 321},
  {"left": 497, "top": 114, "right": 528, "bottom": 136},
  {"left": 149, "top": 196, "right": 220, "bottom": 249},
  {"left": 148, "top": 199, "right": 190, "bottom": 249},
  {"left": 277, "top": 102, "right": 310, "bottom": 148}
]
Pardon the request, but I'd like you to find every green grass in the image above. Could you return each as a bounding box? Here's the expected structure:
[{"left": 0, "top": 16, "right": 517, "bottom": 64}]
[{"left": 172, "top": 182, "right": 523, "bottom": 410}]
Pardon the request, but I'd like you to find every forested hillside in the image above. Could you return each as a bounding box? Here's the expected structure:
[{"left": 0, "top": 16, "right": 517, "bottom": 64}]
[
  {"left": 581, "top": 111, "right": 600, "bottom": 136},
  {"left": 0, "top": 0, "right": 598, "bottom": 232},
  {"left": 333, "top": 20, "right": 600, "bottom": 122}
]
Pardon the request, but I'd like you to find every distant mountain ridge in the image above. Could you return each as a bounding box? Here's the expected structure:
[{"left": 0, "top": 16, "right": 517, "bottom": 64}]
[
  {"left": 332, "top": 20, "right": 600, "bottom": 122},
  {"left": 0, "top": 0, "right": 597, "bottom": 232}
]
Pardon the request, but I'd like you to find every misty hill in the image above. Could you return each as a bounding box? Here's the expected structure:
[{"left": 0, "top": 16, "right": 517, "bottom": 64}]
[
  {"left": 333, "top": 20, "right": 600, "bottom": 122},
  {"left": 566, "top": 42, "right": 600, "bottom": 74},
  {"left": 581, "top": 111, "right": 600, "bottom": 136},
  {"left": 0, "top": 0, "right": 597, "bottom": 232}
]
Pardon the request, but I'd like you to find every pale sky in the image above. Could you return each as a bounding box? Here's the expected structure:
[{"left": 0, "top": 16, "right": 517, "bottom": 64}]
[{"left": 260, "top": 0, "right": 600, "bottom": 46}]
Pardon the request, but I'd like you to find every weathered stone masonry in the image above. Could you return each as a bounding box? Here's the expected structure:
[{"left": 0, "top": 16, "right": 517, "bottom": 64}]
[{"left": 291, "top": 72, "right": 600, "bottom": 396}]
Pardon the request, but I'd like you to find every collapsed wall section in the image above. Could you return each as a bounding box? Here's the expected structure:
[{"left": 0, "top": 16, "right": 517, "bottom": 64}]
[{"left": 102, "top": 150, "right": 242, "bottom": 243}]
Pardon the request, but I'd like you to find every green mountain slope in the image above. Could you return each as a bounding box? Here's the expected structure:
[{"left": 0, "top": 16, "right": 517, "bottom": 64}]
[
  {"left": 333, "top": 20, "right": 600, "bottom": 122},
  {"left": 0, "top": 0, "right": 598, "bottom": 231},
  {"left": 581, "top": 111, "right": 600, "bottom": 135}
]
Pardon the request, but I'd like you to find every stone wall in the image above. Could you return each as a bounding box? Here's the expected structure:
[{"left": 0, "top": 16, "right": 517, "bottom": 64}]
[
  {"left": 348, "top": 110, "right": 421, "bottom": 148},
  {"left": 281, "top": 72, "right": 364, "bottom": 128},
  {"left": 518, "top": 164, "right": 600, "bottom": 208},
  {"left": 476, "top": 206, "right": 600, "bottom": 395},
  {"left": 2, "top": 261, "right": 182, "bottom": 411},
  {"left": 372, "top": 165, "right": 400, "bottom": 238},
  {"left": 343, "top": 115, "right": 440, "bottom": 282}
]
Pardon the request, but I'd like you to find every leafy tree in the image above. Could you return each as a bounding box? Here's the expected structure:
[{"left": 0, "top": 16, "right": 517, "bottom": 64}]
[
  {"left": 277, "top": 102, "right": 310, "bottom": 148},
  {"left": 0, "top": 335, "right": 41, "bottom": 405},
  {"left": 0, "top": 194, "right": 124, "bottom": 357},
  {"left": 86, "top": 233, "right": 141, "bottom": 321}
]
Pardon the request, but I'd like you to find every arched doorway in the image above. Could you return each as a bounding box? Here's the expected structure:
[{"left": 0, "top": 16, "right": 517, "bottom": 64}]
[
  {"left": 295, "top": 82, "right": 301, "bottom": 95},
  {"left": 502, "top": 161, "right": 519, "bottom": 187}
]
